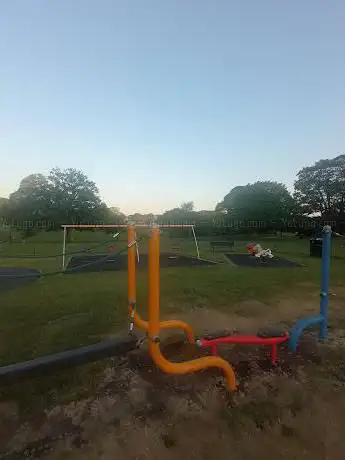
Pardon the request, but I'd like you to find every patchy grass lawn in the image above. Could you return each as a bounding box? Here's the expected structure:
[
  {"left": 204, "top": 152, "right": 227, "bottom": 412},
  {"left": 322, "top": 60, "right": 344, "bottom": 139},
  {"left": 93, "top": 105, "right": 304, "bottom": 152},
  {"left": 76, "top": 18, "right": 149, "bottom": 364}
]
[{"left": 1, "top": 231, "right": 345, "bottom": 458}]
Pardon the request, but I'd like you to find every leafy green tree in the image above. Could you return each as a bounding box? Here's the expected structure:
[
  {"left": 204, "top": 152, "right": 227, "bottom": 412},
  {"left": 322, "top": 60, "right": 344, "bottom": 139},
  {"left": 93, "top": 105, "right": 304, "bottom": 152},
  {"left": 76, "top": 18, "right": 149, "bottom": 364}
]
[
  {"left": 161, "top": 202, "right": 195, "bottom": 221},
  {"left": 8, "top": 174, "right": 50, "bottom": 224},
  {"left": 0, "top": 198, "right": 11, "bottom": 240},
  {"left": 217, "top": 181, "right": 295, "bottom": 225},
  {"left": 294, "top": 154, "right": 345, "bottom": 215},
  {"left": 7, "top": 168, "right": 112, "bottom": 228},
  {"left": 128, "top": 213, "right": 154, "bottom": 224},
  {"left": 103, "top": 206, "right": 126, "bottom": 224},
  {"left": 179, "top": 201, "right": 194, "bottom": 213},
  {"left": 0, "top": 197, "right": 9, "bottom": 218},
  {"left": 47, "top": 168, "right": 103, "bottom": 225}
]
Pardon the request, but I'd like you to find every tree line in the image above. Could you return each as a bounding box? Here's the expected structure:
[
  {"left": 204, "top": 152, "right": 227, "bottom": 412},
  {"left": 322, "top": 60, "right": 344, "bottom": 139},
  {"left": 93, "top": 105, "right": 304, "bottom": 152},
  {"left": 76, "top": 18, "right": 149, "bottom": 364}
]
[
  {"left": 0, "top": 168, "right": 126, "bottom": 232},
  {"left": 1, "top": 154, "right": 345, "bottom": 236}
]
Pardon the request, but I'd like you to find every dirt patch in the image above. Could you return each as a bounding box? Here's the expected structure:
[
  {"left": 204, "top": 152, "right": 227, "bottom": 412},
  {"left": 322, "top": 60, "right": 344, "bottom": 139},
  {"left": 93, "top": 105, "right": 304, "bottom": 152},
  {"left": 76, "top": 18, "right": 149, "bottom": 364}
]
[
  {"left": 3, "top": 292, "right": 345, "bottom": 459},
  {"left": 172, "top": 306, "right": 269, "bottom": 338},
  {"left": 3, "top": 341, "right": 345, "bottom": 460}
]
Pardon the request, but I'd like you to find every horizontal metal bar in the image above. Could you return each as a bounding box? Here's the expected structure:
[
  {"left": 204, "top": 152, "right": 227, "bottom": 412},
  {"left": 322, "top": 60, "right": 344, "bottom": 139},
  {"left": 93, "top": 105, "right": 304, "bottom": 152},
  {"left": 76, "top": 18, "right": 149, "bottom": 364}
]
[{"left": 0, "top": 334, "right": 138, "bottom": 380}]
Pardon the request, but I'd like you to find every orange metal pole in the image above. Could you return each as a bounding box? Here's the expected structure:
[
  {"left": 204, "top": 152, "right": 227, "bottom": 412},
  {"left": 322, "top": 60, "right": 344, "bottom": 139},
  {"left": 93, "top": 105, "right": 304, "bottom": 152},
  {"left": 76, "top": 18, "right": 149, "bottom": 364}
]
[
  {"left": 127, "top": 225, "right": 195, "bottom": 342},
  {"left": 147, "top": 226, "right": 237, "bottom": 391}
]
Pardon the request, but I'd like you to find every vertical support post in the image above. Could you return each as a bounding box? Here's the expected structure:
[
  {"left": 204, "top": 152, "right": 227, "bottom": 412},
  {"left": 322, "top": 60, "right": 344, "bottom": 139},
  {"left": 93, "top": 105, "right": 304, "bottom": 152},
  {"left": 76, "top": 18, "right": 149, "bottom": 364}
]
[
  {"left": 191, "top": 225, "right": 200, "bottom": 259},
  {"left": 128, "top": 225, "right": 137, "bottom": 332},
  {"left": 135, "top": 236, "right": 140, "bottom": 263},
  {"left": 62, "top": 226, "right": 67, "bottom": 270},
  {"left": 320, "top": 225, "right": 332, "bottom": 339},
  {"left": 148, "top": 225, "right": 160, "bottom": 342}
]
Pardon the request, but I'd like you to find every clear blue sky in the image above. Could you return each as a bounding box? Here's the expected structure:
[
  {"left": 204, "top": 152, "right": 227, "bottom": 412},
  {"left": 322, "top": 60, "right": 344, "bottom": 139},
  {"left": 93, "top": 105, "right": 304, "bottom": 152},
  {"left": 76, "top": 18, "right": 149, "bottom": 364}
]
[{"left": 1, "top": 1, "right": 344, "bottom": 214}]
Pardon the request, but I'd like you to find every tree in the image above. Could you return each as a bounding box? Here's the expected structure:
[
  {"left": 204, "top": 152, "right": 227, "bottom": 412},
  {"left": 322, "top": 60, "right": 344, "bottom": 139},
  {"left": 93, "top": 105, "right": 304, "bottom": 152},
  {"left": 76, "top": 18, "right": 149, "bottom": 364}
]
[
  {"left": 0, "top": 197, "right": 9, "bottom": 218},
  {"left": 104, "top": 206, "right": 126, "bottom": 224},
  {"left": 160, "top": 202, "right": 195, "bottom": 223},
  {"left": 179, "top": 201, "right": 194, "bottom": 213},
  {"left": 7, "top": 168, "right": 110, "bottom": 229},
  {"left": 0, "top": 198, "right": 11, "bottom": 241},
  {"left": 294, "top": 155, "right": 345, "bottom": 216},
  {"left": 217, "top": 181, "right": 295, "bottom": 228},
  {"left": 8, "top": 174, "right": 50, "bottom": 224},
  {"left": 216, "top": 186, "right": 246, "bottom": 216},
  {"left": 47, "top": 168, "right": 103, "bottom": 225},
  {"left": 127, "top": 213, "right": 154, "bottom": 224}
]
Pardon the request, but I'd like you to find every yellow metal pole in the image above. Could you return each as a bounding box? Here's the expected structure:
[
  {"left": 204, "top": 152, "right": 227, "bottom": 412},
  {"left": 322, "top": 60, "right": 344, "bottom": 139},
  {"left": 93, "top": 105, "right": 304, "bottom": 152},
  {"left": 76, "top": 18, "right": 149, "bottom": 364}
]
[{"left": 148, "top": 225, "right": 237, "bottom": 391}]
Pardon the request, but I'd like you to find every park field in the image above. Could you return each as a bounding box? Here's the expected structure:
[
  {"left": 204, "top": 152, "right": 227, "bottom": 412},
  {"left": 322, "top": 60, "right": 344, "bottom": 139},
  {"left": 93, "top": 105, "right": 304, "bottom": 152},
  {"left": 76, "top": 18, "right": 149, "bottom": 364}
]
[{"left": 1, "top": 230, "right": 345, "bottom": 459}]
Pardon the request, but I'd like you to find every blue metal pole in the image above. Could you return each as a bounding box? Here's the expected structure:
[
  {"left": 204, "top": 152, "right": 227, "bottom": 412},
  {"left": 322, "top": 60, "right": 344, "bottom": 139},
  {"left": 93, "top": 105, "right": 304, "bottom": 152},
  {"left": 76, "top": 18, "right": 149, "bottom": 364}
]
[{"left": 320, "top": 225, "right": 332, "bottom": 339}]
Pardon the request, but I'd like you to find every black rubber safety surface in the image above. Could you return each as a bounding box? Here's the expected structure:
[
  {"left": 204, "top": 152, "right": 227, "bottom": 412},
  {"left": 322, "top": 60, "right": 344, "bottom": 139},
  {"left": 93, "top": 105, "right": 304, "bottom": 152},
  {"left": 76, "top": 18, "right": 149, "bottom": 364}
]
[
  {"left": 66, "top": 253, "right": 217, "bottom": 273},
  {"left": 225, "top": 253, "right": 301, "bottom": 268},
  {"left": 0, "top": 267, "right": 41, "bottom": 292}
]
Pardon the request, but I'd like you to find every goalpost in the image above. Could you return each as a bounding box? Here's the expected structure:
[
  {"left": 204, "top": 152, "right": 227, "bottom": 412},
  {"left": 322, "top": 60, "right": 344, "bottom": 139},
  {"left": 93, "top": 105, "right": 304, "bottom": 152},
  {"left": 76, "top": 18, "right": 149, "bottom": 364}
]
[
  {"left": 61, "top": 223, "right": 200, "bottom": 270},
  {"left": 153, "top": 224, "right": 200, "bottom": 260},
  {"left": 61, "top": 224, "right": 127, "bottom": 270}
]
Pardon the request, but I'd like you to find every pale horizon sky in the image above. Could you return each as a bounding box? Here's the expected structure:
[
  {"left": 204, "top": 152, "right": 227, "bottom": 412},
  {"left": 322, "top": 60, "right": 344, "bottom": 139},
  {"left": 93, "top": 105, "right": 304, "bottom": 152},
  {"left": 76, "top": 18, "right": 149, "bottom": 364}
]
[{"left": 1, "top": 1, "right": 344, "bottom": 214}]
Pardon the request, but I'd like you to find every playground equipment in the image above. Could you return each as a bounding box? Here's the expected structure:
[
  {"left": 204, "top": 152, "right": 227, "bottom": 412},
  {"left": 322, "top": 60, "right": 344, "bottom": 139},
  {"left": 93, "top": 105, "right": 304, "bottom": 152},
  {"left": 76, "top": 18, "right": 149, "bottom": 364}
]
[
  {"left": 130, "top": 225, "right": 332, "bottom": 389},
  {"left": 289, "top": 225, "right": 332, "bottom": 351},
  {"left": 0, "top": 224, "right": 332, "bottom": 390},
  {"left": 127, "top": 225, "right": 195, "bottom": 342},
  {"left": 246, "top": 242, "right": 274, "bottom": 260},
  {"left": 61, "top": 223, "right": 200, "bottom": 270},
  {"left": 0, "top": 236, "right": 140, "bottom": 379},
  {"left": 147, "top": 226, "right": 237, "bottom": 390},
  {"left": 127, "top": 224, "right": 237, "bottom": 390},
  {"left": 197, "top": 329, "right": 288, "bottom": 365},
  {"left": 200, "top": 227, "right": 332, "bottom": 364},
  {"left": 0, "top": 224, "right": 206, "bottom": 382}
]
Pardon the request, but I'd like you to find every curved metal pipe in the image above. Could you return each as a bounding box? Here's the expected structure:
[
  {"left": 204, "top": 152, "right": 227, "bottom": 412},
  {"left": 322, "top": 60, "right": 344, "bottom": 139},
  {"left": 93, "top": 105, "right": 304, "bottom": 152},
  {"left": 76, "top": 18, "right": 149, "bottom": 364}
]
[
  {"left": 129, "top": 306, "right": 195, "bottom": 343},
  {"left": 147, "top": 225, "right": 237, "bottom": 391},
  {"left": 127, "top": 225, "right": 195, "bottom": 343}
]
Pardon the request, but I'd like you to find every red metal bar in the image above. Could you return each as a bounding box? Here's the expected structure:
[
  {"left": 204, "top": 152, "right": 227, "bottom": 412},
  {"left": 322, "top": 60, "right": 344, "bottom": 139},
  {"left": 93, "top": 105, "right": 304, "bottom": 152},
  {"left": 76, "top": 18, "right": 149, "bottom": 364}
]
[{"left": 199, "top": 334, "right": 289, "bottom": 365}]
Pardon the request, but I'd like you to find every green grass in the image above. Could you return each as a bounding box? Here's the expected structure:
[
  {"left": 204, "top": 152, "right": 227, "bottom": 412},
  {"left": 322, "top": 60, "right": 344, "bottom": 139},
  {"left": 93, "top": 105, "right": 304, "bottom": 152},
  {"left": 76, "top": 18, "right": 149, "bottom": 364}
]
[{"left": 1, "top": 230, "right": 345, "bottom": 412}]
